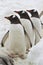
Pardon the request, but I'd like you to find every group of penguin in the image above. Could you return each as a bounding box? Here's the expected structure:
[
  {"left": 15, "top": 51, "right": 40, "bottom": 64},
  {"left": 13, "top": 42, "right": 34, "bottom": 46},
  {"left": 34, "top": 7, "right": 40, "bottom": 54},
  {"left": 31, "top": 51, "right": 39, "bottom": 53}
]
[{"left": 1, "top": 9, "right": 42, "bottom": 59}]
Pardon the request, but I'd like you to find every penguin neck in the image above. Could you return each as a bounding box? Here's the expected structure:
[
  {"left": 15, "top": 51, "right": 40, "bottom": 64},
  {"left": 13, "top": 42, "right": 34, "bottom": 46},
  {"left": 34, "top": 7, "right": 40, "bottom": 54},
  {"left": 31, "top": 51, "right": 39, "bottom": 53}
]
[
  {"left": 31, "top": 12, "right": 40, "bottom": 18},
  {"left": 9, "top": 18, "right": 21, "bottom": 24},
  {"left": 32, "top": 15, "right": 40, "bottom": 18}
]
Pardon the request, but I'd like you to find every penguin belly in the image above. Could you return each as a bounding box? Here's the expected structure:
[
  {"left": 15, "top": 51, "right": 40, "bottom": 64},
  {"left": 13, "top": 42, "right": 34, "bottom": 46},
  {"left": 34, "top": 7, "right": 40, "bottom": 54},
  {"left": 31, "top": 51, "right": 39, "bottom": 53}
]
[
  {"left": 20, "top": 19, "right": 35, "bottom": 46},
  {"left": 31, "top": 17, "right": 42, "bottom": 43},
  {"left": 8, "top": 24, "right": 26, "bottom": 56}
]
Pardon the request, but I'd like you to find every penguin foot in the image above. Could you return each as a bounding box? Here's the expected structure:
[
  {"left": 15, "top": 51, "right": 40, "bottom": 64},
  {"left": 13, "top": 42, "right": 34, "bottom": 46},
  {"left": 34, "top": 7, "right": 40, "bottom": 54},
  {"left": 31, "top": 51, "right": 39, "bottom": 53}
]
[{"left": 19, "top": 54, "right": 27, "bottom": 59}]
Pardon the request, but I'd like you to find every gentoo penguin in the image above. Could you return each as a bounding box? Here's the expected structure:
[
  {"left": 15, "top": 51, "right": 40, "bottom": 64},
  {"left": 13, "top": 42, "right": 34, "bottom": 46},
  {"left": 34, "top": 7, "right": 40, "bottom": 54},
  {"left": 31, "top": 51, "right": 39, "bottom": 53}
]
[
  {"left": 0, "top": 13, "right": 21, "bottom": 47},
  {"left": 5, "top": 14, "right": 26, "bottom": 59},
  {"left": 15, "top": 10, "right": 35, "bottom": 49},
  {"left": 27, "top": 9, "right": 42, "bottom": 44}
]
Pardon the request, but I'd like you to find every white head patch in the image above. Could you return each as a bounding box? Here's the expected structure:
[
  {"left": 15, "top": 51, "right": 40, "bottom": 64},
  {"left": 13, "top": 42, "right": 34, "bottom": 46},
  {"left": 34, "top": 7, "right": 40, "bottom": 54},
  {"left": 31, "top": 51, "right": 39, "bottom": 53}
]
[
  {"left": 14, "top": 12, "right": 20, "bottom": 19},
  {"left": 13, "top": 15, "right": 16, "bottom": 18},
  {"left": 26, "top": 11, "right": 32, "bottom": 18},
  {"left": 22, "top": 11, "right": 25, "bottom": 14},
  {"left": 33, "top": 9, "right": 37, "bottom": 12}
]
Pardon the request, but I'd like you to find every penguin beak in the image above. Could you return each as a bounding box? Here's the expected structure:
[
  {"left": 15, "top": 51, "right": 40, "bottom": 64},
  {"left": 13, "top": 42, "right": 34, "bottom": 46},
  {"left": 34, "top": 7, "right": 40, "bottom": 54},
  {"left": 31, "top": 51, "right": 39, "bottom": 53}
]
[
  {"left": 5, "top": 17, "right": 9, "bottom": 20},
  {"left": 14, "top": 11, "right": 19, "bottom": 14},
  {"left": 27, "top": 10, "right": 31, "bottom": 12},
  {"left": 27, "top": 9, "right": 34, "bottom": 12}
]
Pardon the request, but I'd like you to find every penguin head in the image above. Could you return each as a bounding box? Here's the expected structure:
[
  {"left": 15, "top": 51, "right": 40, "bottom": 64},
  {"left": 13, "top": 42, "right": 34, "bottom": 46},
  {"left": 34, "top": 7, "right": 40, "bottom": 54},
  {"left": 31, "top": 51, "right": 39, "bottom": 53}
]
[
  {"left": 5, "top": 15, "right": 21, "bottom": 24},
  {"left": 27, "top": 9, "right": 34, "bottom": 13},
  {"left": 15, "top": 10, "right": 31, "bottom": 20},
  {"left": 5, "top": 15, "right": 13, "bottom": 21},
  {"left": 15, "top": 10, "right": 34, "bottom": 28},
  {"left": 27, "top": 9, "right": 40, "bottom": 18}
]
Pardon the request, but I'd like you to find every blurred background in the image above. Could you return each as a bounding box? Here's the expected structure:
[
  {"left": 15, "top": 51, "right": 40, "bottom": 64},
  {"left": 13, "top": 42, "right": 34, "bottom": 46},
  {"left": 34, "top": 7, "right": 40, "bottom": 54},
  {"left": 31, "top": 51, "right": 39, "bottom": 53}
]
[{"left": 0, "top": 0, "right": 43, "bottom": 16}]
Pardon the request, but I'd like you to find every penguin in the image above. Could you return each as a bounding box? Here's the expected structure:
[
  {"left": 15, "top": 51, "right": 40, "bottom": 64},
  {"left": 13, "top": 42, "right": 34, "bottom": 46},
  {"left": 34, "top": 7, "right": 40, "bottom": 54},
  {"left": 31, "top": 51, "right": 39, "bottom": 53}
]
[
  {"left": 27, "top": 9, "right": 42, "bottom": 44},
  {"left": 0, "top": 12, "right": 21, "bottom": 47},
  {"left": 5, "top": 14, "right": 26, "bottom": 59},
  {"left": 15, "top": 10, "right": 35, "bottom": 50}
]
